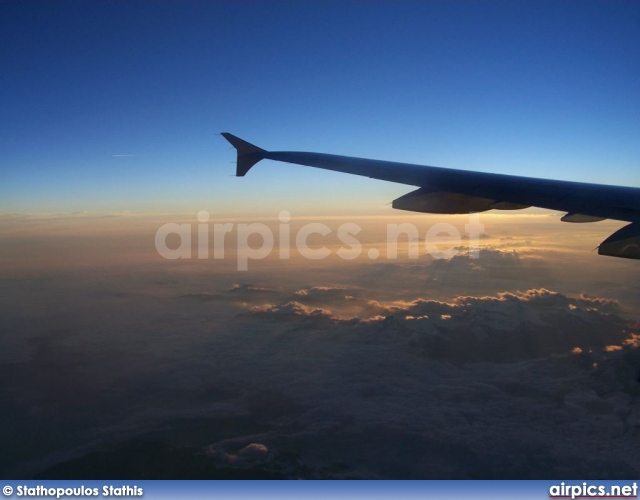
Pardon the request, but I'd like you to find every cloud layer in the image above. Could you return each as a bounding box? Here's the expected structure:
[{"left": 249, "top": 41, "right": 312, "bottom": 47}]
[
  {"left": 203, "top": 285, "right": 640, "bottom": 478},
  {"left": 1, "top": 216, "right": 640, "bottom": 479}
]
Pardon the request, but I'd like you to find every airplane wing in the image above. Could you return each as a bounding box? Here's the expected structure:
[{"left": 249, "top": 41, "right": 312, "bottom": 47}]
[{"left": 221, "top": 132, "right": 640, "bottom": 260}]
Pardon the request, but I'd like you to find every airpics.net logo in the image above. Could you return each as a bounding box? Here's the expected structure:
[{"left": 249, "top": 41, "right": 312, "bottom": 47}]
[
  {"left": 154, "top": 210, "right": 485, "bottom": 271},
  {"left": 549, "top": 482, "right": 638, "bottom": 499}
]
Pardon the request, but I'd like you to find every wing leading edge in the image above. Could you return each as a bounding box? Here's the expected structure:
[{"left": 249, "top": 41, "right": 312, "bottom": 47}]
[{"left": 221, "top": 133, "right": 640, "bottom": 260}]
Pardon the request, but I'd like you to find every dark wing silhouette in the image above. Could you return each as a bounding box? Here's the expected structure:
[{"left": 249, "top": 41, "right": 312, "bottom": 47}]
[{"left": 222, "top": 133, "right": 640, "bottom": 260}]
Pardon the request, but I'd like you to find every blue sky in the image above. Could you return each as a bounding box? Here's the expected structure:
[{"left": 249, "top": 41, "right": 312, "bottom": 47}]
[{"left": 1, "top": 1, "right": 639, "bottom": 214}]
